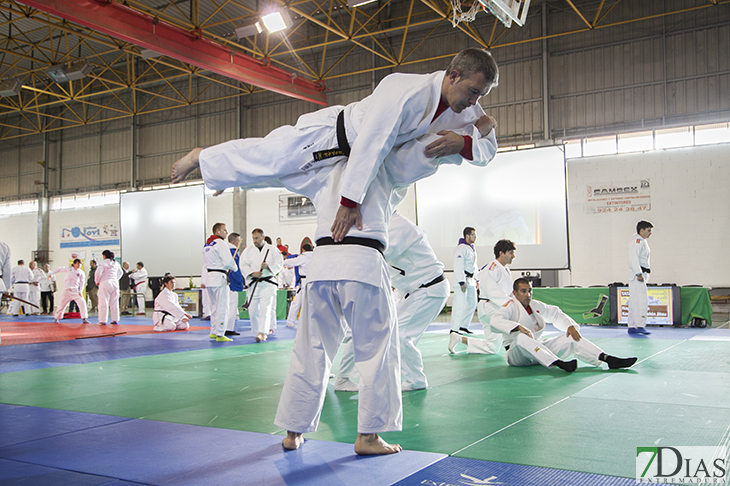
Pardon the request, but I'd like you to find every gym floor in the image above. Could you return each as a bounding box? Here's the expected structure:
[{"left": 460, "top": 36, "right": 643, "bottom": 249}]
[{"left": 1, "top": 313, "right": 728, "bottom": 485}]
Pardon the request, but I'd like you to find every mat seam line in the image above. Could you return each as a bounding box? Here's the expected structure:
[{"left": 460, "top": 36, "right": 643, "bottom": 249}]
[{"left": 0, "top": 456, "right": 154, "bottom": 485}]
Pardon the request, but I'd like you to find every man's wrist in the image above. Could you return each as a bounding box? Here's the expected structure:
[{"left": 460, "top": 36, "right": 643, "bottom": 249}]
[{"left": 340, "top": 196, "right": 357, "bottom": 208}]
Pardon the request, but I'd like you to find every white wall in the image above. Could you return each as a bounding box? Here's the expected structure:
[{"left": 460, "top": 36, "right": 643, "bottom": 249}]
[
  {"left": 567, "top": 143, "right": 730, "bottom": 287},
  {"left": 0, "top": 213, "right": 37, "bottom": 265},
  {"left": 246, "top": 188, "right": 317, "bottom": 252}
]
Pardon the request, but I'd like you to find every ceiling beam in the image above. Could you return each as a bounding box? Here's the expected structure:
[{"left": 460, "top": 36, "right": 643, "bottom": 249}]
[{"left": 18, "top": 0, "right": 328, "bottom": 106}]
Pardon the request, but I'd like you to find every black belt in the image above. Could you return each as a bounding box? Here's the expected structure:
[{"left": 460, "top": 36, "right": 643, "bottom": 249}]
[
  {"left": 405, "top": 273, "right": 446, "bottom": 299},
  {"left": 207, "top": 269, "right": 227, "bottom": 274},
  {"left": 316, "top": 237, "right": 385, "bottom": 256},
  {"left": 251, "top": 276, "right": 277, "bottom": 286},
  {"left": 155, "top": 309, "right": 174, "bottom": 326},
  {"left": 641, "top": 266, "right": 651, "bottom": 274},
  {"left": 15, "top": 281, "right": 29, "bottom": 284},
  {"left": 464, "top": 271, "right": 474, "bottom": 278},
  {"left": 312, "top": 111, "right": 351, "bottom": 161}
]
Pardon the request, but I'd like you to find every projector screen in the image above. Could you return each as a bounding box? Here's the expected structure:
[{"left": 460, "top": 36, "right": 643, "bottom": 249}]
[
  {"left": 415, "top": 145, "right": 569, "bottom": 271},
  {"left": 120, "top": 185, "right": 206, "bottom": 277}
]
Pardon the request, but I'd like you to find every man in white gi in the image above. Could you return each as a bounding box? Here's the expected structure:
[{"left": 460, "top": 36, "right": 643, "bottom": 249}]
[
  {"left": 28, "top": 261, "right": 43, "bottom": 315},
  {"left": 225, "top": 232, "right": 245, "bottom": 337},
  {"left": 451, "top": 227, "right": 479, "bottom": 334},
  {"left": 628, "top": 220, "right": 653, "bottom": 335},
  {"left": 49, "top": 259, "right": 89, "bottom": 324},
  {"left": 0, "top": 241, "right": 10, "bottom": 294},
  {"left": 9, "top": 260, "right": 34, "bottom": 316},
  {"left": 129, "top": 262, "right": 148, "bottom": 316},
  {"left": 239, "top": 228, "right": 284, "bottom": 342},
  {"left": 39, "top": 263, "right": 56, "bottom": 315},
  {"left": 335, "top": 212, "right": 450, "bottom": 392},
  {"left": 204, "top": 223, "right": 238, "bottom": 342},
  {"left": 283, "top": 243, "right": 313, "bottom": 328},
  {"left": 449, "top": 239, "right": 514, "bottom": 354},
  {"left": 153, "top": 276, "right": 191, "bottom": 331},
  {"left": 492, "top": 278, "right": 637, "bottom": 372}
]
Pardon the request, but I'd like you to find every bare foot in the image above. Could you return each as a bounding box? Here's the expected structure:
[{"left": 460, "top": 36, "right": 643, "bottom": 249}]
[
  {"left": 171, "top": 147, "right": 203, "bottom": 183},
  {"left": 354, "top": 433, "right": 402, "bottom": 455},
  {"left": 213, "top": 190, "right": 224, "bottom": 197},
  {"left": 282, "top": 431, "right": 304, "bottom": 450}
]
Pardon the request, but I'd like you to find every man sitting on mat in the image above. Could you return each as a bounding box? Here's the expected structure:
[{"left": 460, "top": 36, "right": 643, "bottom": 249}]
[{"left": 491, "top": 278, "right": 637, "bottom": 372}]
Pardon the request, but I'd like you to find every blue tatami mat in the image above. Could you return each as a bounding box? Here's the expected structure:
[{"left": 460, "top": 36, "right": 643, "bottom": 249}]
[
  {"left": 0, "top": 405, "right": 444, "bottom": 486},
  {"left": 392, "top": 456, "right": 636, "bottom": 486},
  {"left": 0, "top": 458, "right": 145, "bottom": 486}
]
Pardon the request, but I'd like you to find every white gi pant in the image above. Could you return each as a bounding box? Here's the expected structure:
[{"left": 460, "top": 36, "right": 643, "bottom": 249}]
[
  {"left": 29, "top": 286, "right": 41, "bottom": 313},
  {"left": 628, "top": 278, "right": 648, "bottom": 329},
  {"left": 97, "top": 281, "right": 120, "bottom": 324},
  {"left": 450, "top": 285, "right": 477, "bottom": 331},
  {"left": 9, "top": 284, "right": 31, "bottom": 315},
  {"left": 338, "top": 279, "right": 450, "bottom": 391},
  {"left": 274, "top": 279, "right": 401, "bottom": 434},
  {"left": 135, "top": 282, "right": 147, "bottom": 314},
  {"left": 249, "top": 282, "right": 277, "bottom": 336},
  {"left": 226, "top": 289, "right": 239, "bottom": 332},
  {"left": 153, "top": 312, "right": 189, "bottom": 331},
  {"left": 286, "top": 287, "right": 303, "bottom": 327},
  {"left": 464, "top": 301, "right": 504, "bottom": 354},
  {"left": 506, "top": 332, "right": 603, "bottom": 368},
  {"left": 54, "top": 288, "right": 88, "bottom": 320},
  {"left": 202, "top": 288, "right": 211, "bottom": 318},
  {"left": 206, "top": 285, "right": 229, "bottom": 337}
]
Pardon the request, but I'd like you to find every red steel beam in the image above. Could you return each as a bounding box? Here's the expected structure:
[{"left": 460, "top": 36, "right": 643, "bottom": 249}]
[{"left": 20, "top": 0, "right": 328, "bottom": 105}]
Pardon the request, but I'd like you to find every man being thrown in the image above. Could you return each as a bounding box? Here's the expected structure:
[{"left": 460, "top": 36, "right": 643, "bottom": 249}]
[
  {"left": 491, "top": 278, "right": 637, "bottom": 372},
  {"left": 449, "top": 239, "right": 514, "bottom": 354},
  {"left": 239, "top": 229, "right": 283, "bottom": 342},
  {"left": 153, "top": 275, "right": 192, "bottom": 331}
]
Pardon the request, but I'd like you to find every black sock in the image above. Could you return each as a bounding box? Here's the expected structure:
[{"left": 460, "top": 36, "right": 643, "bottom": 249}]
[
  {"left": 552, "top": 359, "right": 577, "bottom": 372},
  {"left": 605, "top": 355, "right": 638, "bottom": 370}
]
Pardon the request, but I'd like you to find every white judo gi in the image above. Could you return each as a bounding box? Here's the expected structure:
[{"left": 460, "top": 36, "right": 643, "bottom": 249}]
[
  {"left": 28, "top": 267, "right": 43, "bottom": 313},
  {"left": 9, "top": 265, "right": 34, "bottom": 315},
  {"left": 95, "top": 259, "right": 123, "bottom": 324},
  {"left": 49, "top": 266, "right": 88, "bottom": 321},
  {"left": 203, "top": 237, "right": 238, "bottom": 337},
  {"left": 491, "top": 296, "right": 604, "bottom": 368},
  {"left": 337, "top": 212, "right": 450, "bottom": 391},
  {"left": 283, "top": 251, "right": 312, "bottom": 328},
  {"left": 153, "top": 288, "right": 190, "bottom": 331},
  {"left": 240, "top": 242, "right": 284, "bottom": 337},
  {"left": 462, "top": 259, "right": 510, "bottom": 354},
  {"left": 627, "top": 233, "right": 651, "bottom": 329},
  {"left": 0, "top": 241, "right": 10, "bottom": 293},
  {"left": 130, "top": 267, "right": 148, "bottom": 314},
  {"left": 450, "top": 240, "right": 478, "bottom": 332}
]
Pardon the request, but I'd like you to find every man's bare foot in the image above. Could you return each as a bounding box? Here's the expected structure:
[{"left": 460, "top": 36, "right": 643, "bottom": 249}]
[
  {"left": 282, "top": 431, "right": 304, "bottom": 450},
  {"left": 171, "top": 147, "right": 203, "bottom": 183},
  {"left": 354, "top": 433, "right": 402, "bottom": 455}
]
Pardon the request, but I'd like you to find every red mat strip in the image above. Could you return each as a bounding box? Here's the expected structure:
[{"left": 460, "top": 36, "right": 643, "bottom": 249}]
[{"left": 0, "top": 321, "right": 209, "bottom": 346}]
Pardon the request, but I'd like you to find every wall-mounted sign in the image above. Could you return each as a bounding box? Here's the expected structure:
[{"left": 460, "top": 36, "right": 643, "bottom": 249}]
[
  {"left": 585, "top": 180, "right": 651, "bottom": 214},
  {"left": 60, "top": 223, "right": 120, "bottom": 248}
]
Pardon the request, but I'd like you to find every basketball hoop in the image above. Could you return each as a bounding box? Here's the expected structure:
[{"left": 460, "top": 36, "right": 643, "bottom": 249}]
[{"left": 450, "top": 0, "right": 483, "bottom": 26}]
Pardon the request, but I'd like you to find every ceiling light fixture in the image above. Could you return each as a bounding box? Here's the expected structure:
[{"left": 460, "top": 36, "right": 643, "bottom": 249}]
[
  {"left": 260, "top": 10, "right": 293, "bottom": 34},
  {"left": 45, "top": 60, "right": 93, "bottom": 83},
  {"left": 0, "top": 78, "right": 22, "bottom": 97}
]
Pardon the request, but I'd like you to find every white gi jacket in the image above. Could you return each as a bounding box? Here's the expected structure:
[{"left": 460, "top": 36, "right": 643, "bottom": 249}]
[
  {"left": 203, "top": 237, "right": 238, "bottom": 288},
  {"left": 11, "top": 265, "right": 33, "bottom": 293},
  {"left": 239, "top": 242, "right": 284, "bottom": 287},
  {"left": 477, "top": 259, "right": 512, "bottom": 322},
  {"left": 627, "top": 233, "right": 651, "bottom": 283},
  {"left": 385, "top": 212, "right": 444, "bottom": 296},
  {"left": 0, "top": 241, "right": 10, "bottom": 291},
  {"left": 95, "top": 259, "right": 123, "bottom": 285},
  {"left": 452, "top": 241, "right": 478, "bottom": 289},
  {"left": 129, "top": 267, "right": 148, "bottom": 291},
  {"left": 50, "top": 266, "right": 85, "bottom": 294},
  {"left": 39, "top": 270, "right": 54, "bottom": 292},
  {"left": 30, "top": 268, "right": 44, "bottom": 291},
  {"left": 283, "top": 251, "right": 312, "bottom": 289},
  {"left": 153, "top": 288, "right": 188, "bottom": 331},
  {"left": 491, "top": 295, "right": 579, "bottom": 348}
]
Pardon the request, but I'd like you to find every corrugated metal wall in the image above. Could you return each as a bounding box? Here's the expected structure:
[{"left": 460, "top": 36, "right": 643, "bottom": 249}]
[{"left": 1, "top": 2, "right": 729, "bottom": 200}]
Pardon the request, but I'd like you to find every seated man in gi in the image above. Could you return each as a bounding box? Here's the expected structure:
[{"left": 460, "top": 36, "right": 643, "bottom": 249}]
[
  {"left": 152, "top": 275, "right": 191, "bottom": 332},
  {"left": 491, "top": 278, "right": 638, "bottom": 372}
]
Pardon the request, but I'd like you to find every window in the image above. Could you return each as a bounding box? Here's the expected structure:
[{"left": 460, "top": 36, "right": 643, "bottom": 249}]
[
  {"left": 694, "top": 123, "right": 730, "bottom": 146},
  {"left": 655, "top": 126, "right": 692, "bottom": 150},
  {"left": 583, "top": 135, "right": 617, "bottom": 157},
  {"left": 618, "top": 131, "right": 653, "bottom": 153}
]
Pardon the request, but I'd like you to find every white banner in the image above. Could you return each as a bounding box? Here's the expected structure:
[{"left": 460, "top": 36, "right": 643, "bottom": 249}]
[
  {"left": 60, "top": 223, "right": 120, "bottom": 248},
  {"left": 585, "top": 180, "right": 651, "bottom": 214}
]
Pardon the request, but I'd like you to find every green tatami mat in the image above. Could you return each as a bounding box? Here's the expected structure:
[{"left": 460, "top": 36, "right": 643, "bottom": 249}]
[{"left": 1, "top": 331, "right": 728, "bottom": 481}]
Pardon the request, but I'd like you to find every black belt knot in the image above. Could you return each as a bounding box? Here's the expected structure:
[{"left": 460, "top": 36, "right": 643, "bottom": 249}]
[
  {"left": 464, "top": 271, "right": 474, "bottom": 278},
  {"left": 316, "top": 237, "right": 385, "bottom": 256},
  {"left": 641, "top": 266, "right": 651, "bottom": 274}
]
